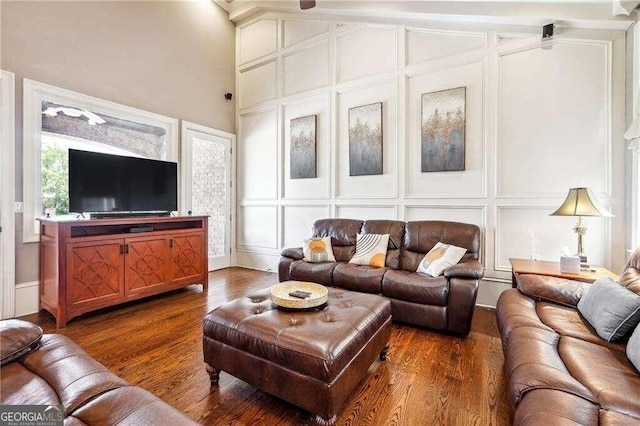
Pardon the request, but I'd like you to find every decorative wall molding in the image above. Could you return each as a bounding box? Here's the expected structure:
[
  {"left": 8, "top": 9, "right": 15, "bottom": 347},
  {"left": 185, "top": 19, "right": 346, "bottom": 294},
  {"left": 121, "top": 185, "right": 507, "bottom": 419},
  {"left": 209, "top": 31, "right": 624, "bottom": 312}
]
[
  {"left": 237, "top": 18, "right": 278, "bottom": 66},
  {"left": 14, "top": 281, "right": 39, "bottom": 317},
  {"left": 493, "top": 205, "right": 612, "bottom": 272},
  {"left": 234, "top": 15, "right": 626, "bottom": 295},
  {"left": 405, "top": 27, "right": 487, "bottom": 66},
  {"left": 281, "top": 94, "right": 332, "bottom": 200},
  {"left": 495, "top": 39, "right": 613, "bottom": 199},
  {"left": 1, "top": 70, "right": 16, "bottom": 320}
]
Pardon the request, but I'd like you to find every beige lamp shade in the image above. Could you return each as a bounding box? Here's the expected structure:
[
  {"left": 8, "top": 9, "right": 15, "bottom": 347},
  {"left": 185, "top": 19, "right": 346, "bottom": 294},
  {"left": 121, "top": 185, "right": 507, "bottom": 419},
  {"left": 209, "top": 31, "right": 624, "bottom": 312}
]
[{"left": 550, "top": 187, "right": 613, "bottom": 217}]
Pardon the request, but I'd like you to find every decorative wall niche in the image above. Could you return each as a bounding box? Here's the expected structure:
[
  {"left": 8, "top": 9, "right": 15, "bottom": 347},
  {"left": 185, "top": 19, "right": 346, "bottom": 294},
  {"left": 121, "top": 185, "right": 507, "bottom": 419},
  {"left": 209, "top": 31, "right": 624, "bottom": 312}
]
[
  {"left": 495, "top": 205, "right": 608, "bottom": 270},
  {"left": 336, "top": 205, "right": 397, "bottom": 221},
  {"left": 337, "top": 81, "right": 397, "bottom": 198},
  {"left": 283, "top": 41, "right": 330, "bottom": 96},
  {"left": 239, "top": 19, "right": 278, "bottom": 65},
  {"left": 337, "top": 26, "right": 397, "bottom": 83},
  {"left": 405, "top": 61, "right": 485, "bottom": 198},
  {"left": 406, "top": 29, "right": 486, "bottom": 66},
  {"left": 238, "top": 108, "right": 278, "bottom": 200},
  {"left": 283, "top": 20, "right": 330, "bottom": 47},
  {"left": 238, "top": 204, "right": 279, "bottom": 249},
  {"left": 497, "top": 41, "right": 610, "bottom": 198},
  {"left": 404, "top": 205, "right": 485, "bottom": 228},
  {"left": 283, "top": 95, "right": 330, "bottom": 199},
  {"left": 239, "top": 60, "right": 277, "bottom": 109},
  {"left": 282, "top": 205, "right": 331, "bottom": 248}
]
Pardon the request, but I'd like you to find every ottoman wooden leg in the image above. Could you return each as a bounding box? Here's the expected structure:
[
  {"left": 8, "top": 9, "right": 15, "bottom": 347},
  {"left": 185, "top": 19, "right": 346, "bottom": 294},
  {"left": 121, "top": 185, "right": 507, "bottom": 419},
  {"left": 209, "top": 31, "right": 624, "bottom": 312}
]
[
  {"left": 206, "top": 365, "right": 220, "bottom": 385},
  {"left": 379, "top": 343, "right": 390, "bottom": 361}
]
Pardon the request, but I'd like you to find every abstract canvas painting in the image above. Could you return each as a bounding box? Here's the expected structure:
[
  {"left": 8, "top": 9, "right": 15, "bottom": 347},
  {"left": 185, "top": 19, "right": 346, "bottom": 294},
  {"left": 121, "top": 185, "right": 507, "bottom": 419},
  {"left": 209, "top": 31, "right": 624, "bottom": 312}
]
[
  {"left": 421, "top": 87, "right": 466, "bottom": 172},
  {"left": 290, "top": 114, "right": 317, "bottom": 179},
  {"left": 349, "top": 102, "right": 383, "bottom": 176}
]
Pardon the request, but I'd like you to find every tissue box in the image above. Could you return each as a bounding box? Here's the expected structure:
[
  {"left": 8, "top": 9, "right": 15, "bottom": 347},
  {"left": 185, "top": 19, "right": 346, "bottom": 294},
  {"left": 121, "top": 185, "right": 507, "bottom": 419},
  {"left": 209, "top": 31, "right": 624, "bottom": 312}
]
[{"left": 560, "top": 256, "right": 581, "bottom": 274}]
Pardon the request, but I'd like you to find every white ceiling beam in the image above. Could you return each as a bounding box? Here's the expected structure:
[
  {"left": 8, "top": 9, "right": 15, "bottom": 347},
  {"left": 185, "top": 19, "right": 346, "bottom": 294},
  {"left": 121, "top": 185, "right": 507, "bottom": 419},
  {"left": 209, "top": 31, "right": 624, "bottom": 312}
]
[
  {"left": 612, "top": 0, "right": 640, "bottom": 15},
  {"left": 227, "top": 1, "right": 634, "bottom": 30}
]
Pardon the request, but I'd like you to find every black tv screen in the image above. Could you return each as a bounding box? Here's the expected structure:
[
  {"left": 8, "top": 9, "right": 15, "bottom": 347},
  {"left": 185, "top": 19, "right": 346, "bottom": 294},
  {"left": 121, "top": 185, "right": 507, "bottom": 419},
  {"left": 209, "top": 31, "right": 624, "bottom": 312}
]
[{"left": 69, "top": 149, "right": 177, "bottom": 214}]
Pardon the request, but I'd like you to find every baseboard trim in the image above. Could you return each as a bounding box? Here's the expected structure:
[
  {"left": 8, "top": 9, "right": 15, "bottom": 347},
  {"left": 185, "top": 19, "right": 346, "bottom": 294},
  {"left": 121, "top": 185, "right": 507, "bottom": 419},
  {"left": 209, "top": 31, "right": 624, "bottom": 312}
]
[{"left": 15, "top": 281, "right": 39, "bottom": 317}]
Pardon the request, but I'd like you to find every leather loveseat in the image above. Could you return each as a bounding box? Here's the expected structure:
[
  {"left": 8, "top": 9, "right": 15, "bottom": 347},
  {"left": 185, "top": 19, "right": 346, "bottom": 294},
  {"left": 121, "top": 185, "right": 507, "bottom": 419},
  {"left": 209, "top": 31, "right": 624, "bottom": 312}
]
[
  {"left": 496, "top": 250, "right": 640, "bottom": 425},
  {"left": 0, "top": 319, "right": 197, "bottom": 425},
  {"left": 279, "top": 219, "right": 484, "bottom": 335}
]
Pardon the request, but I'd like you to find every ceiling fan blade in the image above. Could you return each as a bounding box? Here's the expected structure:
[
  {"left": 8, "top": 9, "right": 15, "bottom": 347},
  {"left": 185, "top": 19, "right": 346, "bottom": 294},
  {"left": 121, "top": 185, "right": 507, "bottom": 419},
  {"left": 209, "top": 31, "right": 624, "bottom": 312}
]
[{"left": 300, "top": 0, "right": 315, "bottom": 10}]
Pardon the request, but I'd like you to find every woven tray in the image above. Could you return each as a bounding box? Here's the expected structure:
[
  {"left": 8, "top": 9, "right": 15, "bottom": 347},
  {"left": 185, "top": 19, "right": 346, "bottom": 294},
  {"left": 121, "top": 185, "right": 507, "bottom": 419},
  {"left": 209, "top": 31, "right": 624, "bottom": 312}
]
[{"left": 270, "top": 281, "right": 328, "bottom": 309}]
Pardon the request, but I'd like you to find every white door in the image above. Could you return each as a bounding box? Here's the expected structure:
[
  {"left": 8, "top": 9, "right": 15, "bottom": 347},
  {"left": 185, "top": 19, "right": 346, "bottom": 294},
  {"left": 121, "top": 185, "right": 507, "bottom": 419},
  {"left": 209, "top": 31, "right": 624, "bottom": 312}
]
[{"left": 182, "top": 123, "right": 234, "bottom": 271}]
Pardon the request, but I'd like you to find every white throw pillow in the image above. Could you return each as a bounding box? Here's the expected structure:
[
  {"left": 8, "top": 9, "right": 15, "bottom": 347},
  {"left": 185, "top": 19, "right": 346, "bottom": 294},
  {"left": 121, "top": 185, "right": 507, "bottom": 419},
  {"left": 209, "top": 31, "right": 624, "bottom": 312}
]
[
  {"left": 349, "top": 233, "right": 390, "bottom": 268},
  {"left": 302, "top": 236, "right": 336, "bottom": 263},
  {"left": 416, "top": 242, "right": 467, "bottom": 277}
]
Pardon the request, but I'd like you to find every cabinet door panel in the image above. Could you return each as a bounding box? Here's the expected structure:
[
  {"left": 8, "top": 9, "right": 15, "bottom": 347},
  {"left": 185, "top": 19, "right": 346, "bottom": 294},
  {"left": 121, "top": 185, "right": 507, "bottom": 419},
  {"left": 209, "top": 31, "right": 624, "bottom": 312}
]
[
  {"left": 171, "top": 233, "right": 205, "bottom": 284},
  {"left": 125, "top": 236, "right": 170, "bottom": 296},
  {"left": 67, "top": 239, "right": 124, "bottom": 308}
]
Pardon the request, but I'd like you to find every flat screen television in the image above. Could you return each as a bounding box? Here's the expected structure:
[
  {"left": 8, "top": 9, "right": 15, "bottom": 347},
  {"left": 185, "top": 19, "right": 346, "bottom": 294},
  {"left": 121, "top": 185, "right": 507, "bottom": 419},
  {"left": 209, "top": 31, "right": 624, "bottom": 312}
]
[{"left": 69, "top": 149, "right": 178, "bottom": 216}]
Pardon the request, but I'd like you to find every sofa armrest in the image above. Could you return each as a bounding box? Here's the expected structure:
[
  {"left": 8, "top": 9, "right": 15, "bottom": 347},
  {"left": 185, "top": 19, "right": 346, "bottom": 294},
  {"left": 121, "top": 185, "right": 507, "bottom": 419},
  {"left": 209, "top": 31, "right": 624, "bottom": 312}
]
[
  {"left": 444, "top": 260, "right": 485, "bottom": 279},
  {"left": 446, "top": 278, "right": 479, "bottom": 335},
  {"left": 516, "top": 274, "right": 589, "bottom": 307},
  {"left": 281, "top": 247, "right": 304, "bottom": 260}
]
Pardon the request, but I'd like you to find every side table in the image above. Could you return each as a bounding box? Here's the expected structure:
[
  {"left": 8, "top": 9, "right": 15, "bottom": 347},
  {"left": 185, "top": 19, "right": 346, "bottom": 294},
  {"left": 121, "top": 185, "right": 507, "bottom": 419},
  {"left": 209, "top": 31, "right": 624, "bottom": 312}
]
[{"left": 509, "top": 258, "right": 619, "bottom": 288}]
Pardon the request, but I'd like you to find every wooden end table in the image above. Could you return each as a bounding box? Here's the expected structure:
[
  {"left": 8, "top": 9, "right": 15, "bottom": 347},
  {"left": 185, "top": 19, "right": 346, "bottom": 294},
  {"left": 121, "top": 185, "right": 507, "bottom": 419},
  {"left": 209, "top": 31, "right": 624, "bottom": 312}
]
[{"left": 509, "top": 258, "right": 619, "bottom": 288}]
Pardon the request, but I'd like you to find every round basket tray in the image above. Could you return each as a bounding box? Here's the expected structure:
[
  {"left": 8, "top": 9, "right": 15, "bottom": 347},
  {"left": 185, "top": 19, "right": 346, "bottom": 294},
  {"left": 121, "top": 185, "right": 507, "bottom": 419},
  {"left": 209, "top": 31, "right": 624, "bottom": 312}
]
[{"left": 270, "top": 281, "right": 329, "bottom": 309}]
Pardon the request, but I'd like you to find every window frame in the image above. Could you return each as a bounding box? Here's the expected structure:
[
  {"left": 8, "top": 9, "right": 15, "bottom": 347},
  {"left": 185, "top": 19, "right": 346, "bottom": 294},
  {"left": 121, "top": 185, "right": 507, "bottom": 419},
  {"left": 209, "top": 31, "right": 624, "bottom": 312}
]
[{"left": 23, "top": 79, "right": 179, "bottom": 243}]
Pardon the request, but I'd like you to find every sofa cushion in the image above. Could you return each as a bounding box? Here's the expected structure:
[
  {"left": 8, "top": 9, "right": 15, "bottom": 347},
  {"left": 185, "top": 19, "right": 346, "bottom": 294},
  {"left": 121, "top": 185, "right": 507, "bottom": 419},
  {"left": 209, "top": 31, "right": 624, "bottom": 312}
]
[
  {"left": 559, "top": 336, "right": 640, "bottom": 417},
  {"left": 69, "top": 386, "right": 198, "bottom": 426},
  {"left": 302, "top": 237, "right": 336, "bottom": 263},
  {"left": 628, "top": 325, "right": 640, "bottom": 373},
  {"left": 362, "top": 220, "right": 405, "bottom": 269},
  {"left": 416, "top": 242, "right": 466, "bottom": 277},
  {"left": 0, "top": 334, "right": 128, "bottom": 415},
  {"left": 382, "top": 269, "right": 448, "bottom": 306},
  {"left": 289, "top": 260, "right": 337, "bottom": 286},
  {"left": 503, "top": 326, "right": 595, "bottom": 410},
  {"left": 0, "top": 361, "right": 61, "bottom": 406},
  {"left": 577, "top": 277, "right": 640, "bottom": 341},
  {"left": 1, "top": 319, "right": 43, "bottom": 366},
  {"left": 517, "top": 274, "right": 589, "bottom": 308},
  {"left": 312, "top": 219, "right": 363, "bottom": 262},
  {"left": 400, "top": 221, "right": 480, "bottom": 272},
  {"left": 513, "top": 389, "right": 599, "bottom": 426},
  {"left": 537, "top": 302, "right": 626, "bottom": 352},
  {"left": 333, "top": 263, "right": 386, "bottom": 294},
  {"left": 349, "top": 233, "right": 389, "bottom": 267}
]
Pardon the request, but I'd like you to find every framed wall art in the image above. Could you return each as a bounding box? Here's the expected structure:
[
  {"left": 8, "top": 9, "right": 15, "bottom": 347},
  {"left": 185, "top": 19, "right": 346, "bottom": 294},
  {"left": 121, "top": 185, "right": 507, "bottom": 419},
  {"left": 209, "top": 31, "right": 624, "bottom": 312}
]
[
  {"left": 290, "top": 114, "right": 317, "bottom": 179},
  {"left": 421, "top": 86, "right": 466, "bottom": 172},
  {"left": 348, "top": 102, "right": 383, "bottom": 176}
]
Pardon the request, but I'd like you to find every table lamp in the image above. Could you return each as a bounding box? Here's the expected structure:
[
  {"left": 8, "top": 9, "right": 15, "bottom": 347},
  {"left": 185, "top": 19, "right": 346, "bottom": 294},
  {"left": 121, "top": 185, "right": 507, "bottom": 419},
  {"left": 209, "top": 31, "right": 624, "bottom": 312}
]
[{"left": 550, "top": 187, "right": 613, "bottom": 263}]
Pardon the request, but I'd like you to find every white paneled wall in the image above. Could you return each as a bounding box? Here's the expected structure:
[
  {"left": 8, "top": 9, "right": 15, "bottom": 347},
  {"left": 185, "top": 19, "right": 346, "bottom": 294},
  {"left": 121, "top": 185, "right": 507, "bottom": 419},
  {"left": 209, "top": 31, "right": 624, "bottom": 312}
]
[{"left": 234, "top": 15, "right": 626, "bottom": 306}]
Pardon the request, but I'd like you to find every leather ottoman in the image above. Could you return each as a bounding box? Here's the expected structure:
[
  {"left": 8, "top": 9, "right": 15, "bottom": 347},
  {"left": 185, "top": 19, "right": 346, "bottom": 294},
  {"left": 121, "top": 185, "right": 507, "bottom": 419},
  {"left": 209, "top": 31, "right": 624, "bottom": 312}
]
[{"left": 203, "top": 287, "right": 392, "bottom": 424}]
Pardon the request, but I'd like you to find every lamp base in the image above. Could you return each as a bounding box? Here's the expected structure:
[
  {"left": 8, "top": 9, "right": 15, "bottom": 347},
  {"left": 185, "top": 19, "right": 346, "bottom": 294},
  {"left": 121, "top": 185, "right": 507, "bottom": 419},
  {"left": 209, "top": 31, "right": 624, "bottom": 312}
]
[{"left": 577, "top": 254, "right": 587, "bottom": 263}]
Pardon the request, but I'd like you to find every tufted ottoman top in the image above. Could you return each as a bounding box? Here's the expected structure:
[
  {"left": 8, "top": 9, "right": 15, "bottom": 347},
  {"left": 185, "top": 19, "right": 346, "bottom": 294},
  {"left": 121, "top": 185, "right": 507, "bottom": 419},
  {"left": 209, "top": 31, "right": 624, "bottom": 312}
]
[{"left": 203, "top": 287, "right": 391, "bottom": 383}]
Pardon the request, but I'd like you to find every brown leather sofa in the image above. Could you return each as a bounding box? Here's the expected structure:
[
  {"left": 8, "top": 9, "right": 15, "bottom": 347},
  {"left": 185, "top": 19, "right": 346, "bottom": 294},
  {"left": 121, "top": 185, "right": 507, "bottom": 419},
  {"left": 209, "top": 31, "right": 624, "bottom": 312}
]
[
  {"left": 1, "top": 319, "right": 197, "bottom": 425},
  {"left": 496, "top": 251, "right": 640, "bottom": 425},
  {"left": 279, "top": 219, "right": 484, "bottom": 335}
]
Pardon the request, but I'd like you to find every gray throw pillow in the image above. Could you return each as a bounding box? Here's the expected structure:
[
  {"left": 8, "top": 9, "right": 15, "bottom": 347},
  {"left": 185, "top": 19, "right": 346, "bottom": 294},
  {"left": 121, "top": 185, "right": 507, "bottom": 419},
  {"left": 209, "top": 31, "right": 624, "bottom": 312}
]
[
  {"left": 577, "top": 277, "right": 640, "bottom": 342},
  {"left": 628, "top": 325, "right": 640, "bottom": 373}
]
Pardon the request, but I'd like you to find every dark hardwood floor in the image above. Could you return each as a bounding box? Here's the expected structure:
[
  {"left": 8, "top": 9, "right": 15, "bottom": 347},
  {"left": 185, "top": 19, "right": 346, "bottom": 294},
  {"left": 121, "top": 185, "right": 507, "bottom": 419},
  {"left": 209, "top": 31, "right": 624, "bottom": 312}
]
[{"left": 20, "top": 267, "right": 510, "bottom": 425}]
